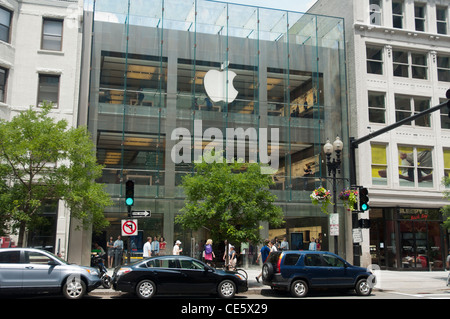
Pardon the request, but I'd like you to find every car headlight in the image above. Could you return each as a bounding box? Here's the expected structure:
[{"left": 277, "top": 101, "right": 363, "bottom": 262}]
[
  {"left": 234, "top": 274, "right": 246, "bottom": 281},
  {"left": 85, "top": 269, "right": 99, "bottom": 276}
]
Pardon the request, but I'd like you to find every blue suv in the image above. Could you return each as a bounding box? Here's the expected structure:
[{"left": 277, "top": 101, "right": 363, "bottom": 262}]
[{"left": 262, "top": 251, "right": 375, "bottom": 297}]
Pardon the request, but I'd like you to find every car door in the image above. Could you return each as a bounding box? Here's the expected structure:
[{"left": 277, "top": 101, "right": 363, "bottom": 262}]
[
  {"left": 0, "top": 250, "right": 23, "bottom": 291},
  {"left": 148, "top": 257, "right": 184, "bottom": 293},
  {"left": 321, "top": 253, "right": 351, "bottom": 287},
  {"left": 303, "top": 253, "right": 328, "bottom": 287},
  {"left": 22, "top": 250, "right": 62, "bottom": 289},
  {"left": 178, "top": 258, "right": 212, "bottom": 293}
]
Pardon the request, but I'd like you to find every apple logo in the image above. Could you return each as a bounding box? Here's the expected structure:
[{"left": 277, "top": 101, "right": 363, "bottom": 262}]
[{"left": 203, "top": 69, "right": 238, "bottom": 104}]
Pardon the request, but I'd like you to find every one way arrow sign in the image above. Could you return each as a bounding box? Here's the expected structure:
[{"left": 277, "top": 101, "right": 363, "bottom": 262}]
[{"left": 131, "top": 210, "right": 151, "bottom": 217}]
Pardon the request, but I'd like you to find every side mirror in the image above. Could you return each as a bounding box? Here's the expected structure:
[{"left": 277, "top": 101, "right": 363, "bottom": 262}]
[{"left": 48, "top": 259, "right": 59, "bottom": 266}]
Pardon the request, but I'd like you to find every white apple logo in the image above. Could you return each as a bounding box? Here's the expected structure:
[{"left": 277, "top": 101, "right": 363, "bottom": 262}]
[{"left": 203, "top": 69, "right": 238, "bottom": 103}]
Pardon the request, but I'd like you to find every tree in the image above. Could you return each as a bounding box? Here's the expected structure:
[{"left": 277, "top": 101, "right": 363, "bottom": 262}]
[
  {"left": 175, "top": 152, "right": 284, "bottom": 259},
  {"left": 0, "top": 104, "right": 112, "bottom": 246},
  {"left": 442, "top": 176, "right": 450, "bottom": 229}
]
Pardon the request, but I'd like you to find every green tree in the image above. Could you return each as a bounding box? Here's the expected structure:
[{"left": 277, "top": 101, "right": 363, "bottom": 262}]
[
  {"left": 175, "top": 152, "right": 284, "bottom": 251},
  {"left": 442, "top": 176, "right": 450, "bottom": 229},
  {"left": 0, "top": 104, "right": 112, "bottom": 246}
]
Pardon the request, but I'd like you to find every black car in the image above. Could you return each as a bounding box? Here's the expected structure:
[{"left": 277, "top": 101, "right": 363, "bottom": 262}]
[
  {"left": 262, "top": 250, "right": 375, "bottom": 297},
  {"left": 112, "top": 255, "right": 248, "bottom": 299}
]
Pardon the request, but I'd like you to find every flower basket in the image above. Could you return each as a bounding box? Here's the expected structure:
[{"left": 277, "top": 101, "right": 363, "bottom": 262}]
[
  {"left": 339, "top": 188, "right": 358, "bottom": 211},
  {"left": 310, "top": 187, "right": 333, "bottom": 214}
]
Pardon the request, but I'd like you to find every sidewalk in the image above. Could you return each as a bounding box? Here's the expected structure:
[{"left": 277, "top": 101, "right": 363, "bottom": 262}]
[{"left": 98, "top": 266, "right": 450, "bottom": 296}]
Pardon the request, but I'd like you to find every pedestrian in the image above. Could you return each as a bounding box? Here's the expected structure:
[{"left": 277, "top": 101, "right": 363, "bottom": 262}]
[
  {"left": 173, "top": 240, "right": 183, "bottom": 255},
  {"left": 255, "top": 240, "right": 271, "bottom": 283},
  {"left": 159, "top": 237, "right": 167, "bottom": 255},
  {"left": 270, "top": 240, "right": 278, "bottom": 252},
  {"left": 309, "top": 237, "right": 317, "bottom": 251},
  {"left": 106, "top": 236, "right": 115, "bottom": 268},
  {"left": 204, "top": 239, "right": 215, "bottom": 266},
  {"left": 315, "top": 238, "right": 321, "bottom": 251},
  {"left": 143, "top": 237, "right": 152, "bottom": 258},
  {"left": 228, "top": 246, "right": 237, "bottom": 270},
  {"left": 280, "top": 237, "right": 289, "bottom": 251},
  {"left": 113, "top": 235, "right": 124, "bottom": 267},
  {"left": 151, "top": 236, "right": 160, "bottom": 256}
]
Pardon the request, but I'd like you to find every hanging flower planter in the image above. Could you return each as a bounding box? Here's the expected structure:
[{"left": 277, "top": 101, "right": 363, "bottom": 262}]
[
  {"left": 339, "top": 188, "right": 358, "bottom": 211},
  {"left": 310, "top": 186, "right": 333, "bottom": 214}
]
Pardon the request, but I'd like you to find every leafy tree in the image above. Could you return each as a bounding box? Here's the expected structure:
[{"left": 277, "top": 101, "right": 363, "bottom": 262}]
[
  {"left": 442, "top": 176, "right": 450, "bottom": 229},
  {"left": 0, "top": 104, "right": 112, "bottom": 246},
  {"left": 175, "top": 152, "right": 284, "bottom": 253}
]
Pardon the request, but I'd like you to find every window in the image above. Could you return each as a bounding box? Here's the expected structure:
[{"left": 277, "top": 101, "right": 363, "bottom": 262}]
[
  {"left": 283, "top": 254, "right": 300, "bottom": 266},
  {"left": 398, "top": 146, "right": 433, "bottom": 188},
  {"left": 369, "top": 0, "right": 382, "bottom": 26},
  {"left": 436, "top": 6, "right": 448, "bottom": 35},
  {"left": 395, "top": 95, "right": 430, "bottom": 127},
  {"left": 393, "top": 51, "right": 428, "bottom": 80},
  {"left": 322, "top": 254, "right": 345, "bottom": 267},
  {"left": 304, "top": 254, "right": 323, "bottom": 266},
  {"left": 371, "top": 144, "right": 388, "bottom": 186},
  {"left": 437, "top": 55, "right": 450, "bottom": 82},
  {"left": 38, "top": 74, "right": 60, "bottom": 107},
  {"left": 368, "top": 91, "right": 385, "bottom": 123},
  {"left": 0, "top": 67, "right": 7, "bottom": 103},
  {"left": 41, "top": 18, "right": 63, "bottom": 51},
  {"left": 392, "top": 0, "right": 404, "bottom": 29},
  {"left": 440, "top": 98, "right": 450, "bottom": 129},
  {"left": 179, "top": 259, "right": 204, "bottom": 270},
  {"left": 414, "top": 3, "right": 426, "bottom": 32},
  {"left": 0, "top": 6, "right": 11, "bottom": 43},
  {"left": 25, "top": 251, "right": 53, "bottom": 265},
  {"left": 366, "top": 46, "right": 383, "bottom": 75},
  {"left": 443, "top": 149, "right": 450, "bottom": 183},
  {"left": 0, "top": 251, "right": 20, "bottom": 263}
]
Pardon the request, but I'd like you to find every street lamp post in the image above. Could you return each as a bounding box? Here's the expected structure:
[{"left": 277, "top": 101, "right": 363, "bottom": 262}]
[{"left": 324, "top": 136, "right": 343, "bottom": 255}]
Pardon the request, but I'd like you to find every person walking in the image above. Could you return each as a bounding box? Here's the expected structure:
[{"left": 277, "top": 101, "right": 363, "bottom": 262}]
[
  {"left": 204, "top": 239, "right": 215, "bottom": 266},
  {"left": 159, "top": 237, "right": 167, "bottom": 255},
  {"left": 255, "top": 240, "right": 271, "bottom": 283}
]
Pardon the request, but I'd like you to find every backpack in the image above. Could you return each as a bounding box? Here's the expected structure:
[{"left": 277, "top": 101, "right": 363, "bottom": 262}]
[{"left": 205, "top": 244, "right": 212, "bottom": 254}]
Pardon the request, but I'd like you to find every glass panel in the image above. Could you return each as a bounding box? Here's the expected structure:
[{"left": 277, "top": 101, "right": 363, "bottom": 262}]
[
  {"left": 368, "top": 91, "right": 385, "bottom": 123},
  {"left": 42, "top": 19, "right": 63, "bottom": 51},
  {"left": 38, "top": 75, "right": 59, "bottom": 106},
  {"left": 395, "top": 95, "right": 411, "bottom": 122},
  {"left": 413, "top": 97, "right": 430, "bottom": 127},
  {"left": 398, "top": 146, "right": 415, "bottom": 186},
  {"left": 417, "top": 147, "right": 432, "bottom": 187},
  {"left": 371, "top": 144, "right": 387, "bottom": 185}
]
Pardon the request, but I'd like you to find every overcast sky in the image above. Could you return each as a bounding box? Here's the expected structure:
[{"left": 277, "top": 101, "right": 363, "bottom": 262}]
[{"left": 215, "top": 0, "right": 317, "bottom": 12}]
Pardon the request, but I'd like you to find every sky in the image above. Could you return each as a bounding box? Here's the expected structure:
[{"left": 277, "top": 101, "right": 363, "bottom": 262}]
[{"left": 216, "top": 0, "right": 318, "bottom": 13}]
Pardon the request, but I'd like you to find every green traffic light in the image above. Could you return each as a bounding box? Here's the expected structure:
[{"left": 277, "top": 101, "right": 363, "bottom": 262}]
[
  {"left": 126, "top": 197, "right": 134, "bottom": 206},
  {"left": 361, "top": 203, "right": 369, "bottom": 211}
]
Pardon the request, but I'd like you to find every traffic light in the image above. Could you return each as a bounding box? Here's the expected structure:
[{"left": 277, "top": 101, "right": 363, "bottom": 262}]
[
  {"left": 125, "top": 180, "right": 134, "bottom": 206},
  {"left": 359, "top": 187, "right": 369, "bottom": 212}
]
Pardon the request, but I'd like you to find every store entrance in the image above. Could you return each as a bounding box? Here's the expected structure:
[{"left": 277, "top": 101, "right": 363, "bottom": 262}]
[{"left": 399, "top": 219, "right": 444, "bottom": 270}]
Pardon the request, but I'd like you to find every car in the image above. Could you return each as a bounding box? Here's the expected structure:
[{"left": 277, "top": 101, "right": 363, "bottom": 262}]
[
  {"left": 0, "top": 247, "right": 102, "bottom": 299},
  {"left": 262, "top": 250, "right": 375, "bottom": 297},
  {"left": 112, "top": 255, "right": 248, "bottom": 299}
]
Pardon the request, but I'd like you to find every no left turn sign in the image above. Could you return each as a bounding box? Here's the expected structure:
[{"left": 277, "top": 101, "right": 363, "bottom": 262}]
[{"left": 121, "top": 219, "right": 138, "bottom": 236}]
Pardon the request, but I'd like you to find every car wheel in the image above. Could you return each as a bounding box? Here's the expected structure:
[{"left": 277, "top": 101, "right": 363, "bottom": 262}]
[
  {"left": 62, "top": 277, "right": 86, "bottom": 299},
  {"left": 262, "top": 263, "right": 274, "bottom": 281},
  {"left": 136, "top": 279, "right": 156, "bottom": 299},
  {"left": 355, "top": 278, "right": 372, "bottom": 296},
  {"left": 217, "top": 280, "right": 236, "bottom": 299},
  {"left": 290, "top": 279, "right": 308, "bottom": 298},
  {"left": 102, "top": 275, "right": 112, "bottom": 289}
]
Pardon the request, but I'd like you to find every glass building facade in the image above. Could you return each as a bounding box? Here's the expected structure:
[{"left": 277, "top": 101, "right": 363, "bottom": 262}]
[{"left": 80, "top": 0, "right": 349, "bottom": 259}]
